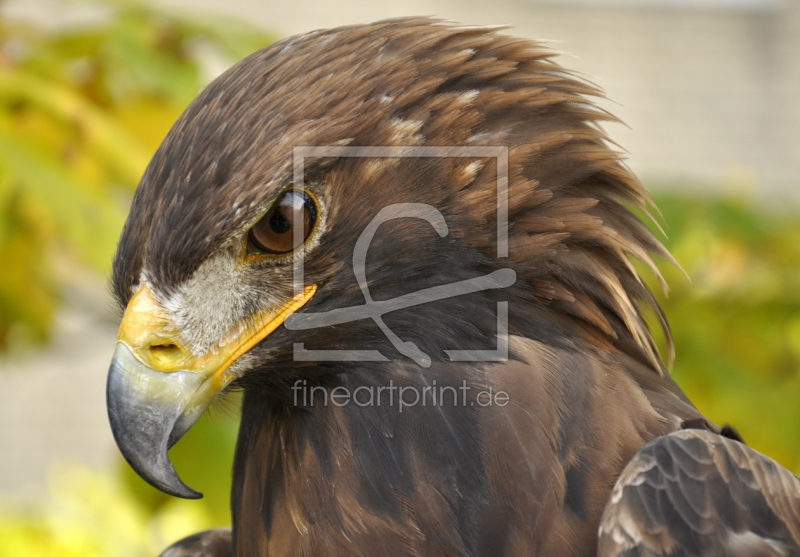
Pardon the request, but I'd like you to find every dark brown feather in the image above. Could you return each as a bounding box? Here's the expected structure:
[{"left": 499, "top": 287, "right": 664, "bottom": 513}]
[{"left": 231, "top": 338, "right": 701, "bottom": 556}]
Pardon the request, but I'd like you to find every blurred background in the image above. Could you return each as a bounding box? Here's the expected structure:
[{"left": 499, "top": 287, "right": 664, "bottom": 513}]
[{"left": 0, "top": 0, "right": 798, "bottom": 554}]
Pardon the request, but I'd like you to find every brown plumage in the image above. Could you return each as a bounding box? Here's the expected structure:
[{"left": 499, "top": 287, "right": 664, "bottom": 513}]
[{"left": 105, "top": 17, "right": 800, "bottom": 557}]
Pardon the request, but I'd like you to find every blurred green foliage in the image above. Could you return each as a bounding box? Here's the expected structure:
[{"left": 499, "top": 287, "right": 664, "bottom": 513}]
[
  {"left": 0, "top": 2, "right": 798, "bottom": 556},
  {"left": 0, "top": 462, "right": 216, "bottom": 557},
  {"left": 0, "top": 0, "right": 273, "bottom": 350},
  {"left": 650, "top": 194, "right": 800, "bottom": 475},
  {"left": 0, "top": 399, "right": 240, "bottom": 557}
]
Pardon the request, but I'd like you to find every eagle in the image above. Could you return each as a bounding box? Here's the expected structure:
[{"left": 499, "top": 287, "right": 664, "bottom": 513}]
[{"left": 105, "top": 17, "right": 800, "bottom": 557}]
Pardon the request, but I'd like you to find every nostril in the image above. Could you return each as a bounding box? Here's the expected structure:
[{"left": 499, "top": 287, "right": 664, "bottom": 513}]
[
  {"left": 150, "top": 343, "right": 179, "bottom": 352},
  {"left": 147, "top": 342, "right": 184, "bottom": 366}
]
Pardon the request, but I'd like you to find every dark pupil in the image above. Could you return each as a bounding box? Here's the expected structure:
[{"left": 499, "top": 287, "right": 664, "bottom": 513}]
[{"left": 270, "top": 210, "right": 292, "bottom": 234}]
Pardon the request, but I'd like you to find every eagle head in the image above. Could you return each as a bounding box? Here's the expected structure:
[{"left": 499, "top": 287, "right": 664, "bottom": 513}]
[{"left": 107, "top": 17, "right": 670, "bottom": 503}]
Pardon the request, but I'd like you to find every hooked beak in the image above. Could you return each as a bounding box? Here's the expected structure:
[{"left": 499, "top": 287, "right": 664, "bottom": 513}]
[{"left": 106, "top": 283, "right": 316, "bottom": 498}]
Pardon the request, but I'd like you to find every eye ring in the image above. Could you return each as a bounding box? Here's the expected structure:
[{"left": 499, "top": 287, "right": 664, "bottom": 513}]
[{"left": 246, "top": 190, "right": 318, "bottom": 256}]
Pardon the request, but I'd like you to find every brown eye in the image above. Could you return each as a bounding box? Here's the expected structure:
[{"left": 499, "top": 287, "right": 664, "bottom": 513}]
[{"left": 247, "top": 191, "right": 317, "bottom": 255}]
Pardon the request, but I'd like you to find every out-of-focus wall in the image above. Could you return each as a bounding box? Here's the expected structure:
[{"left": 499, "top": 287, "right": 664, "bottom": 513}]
[
  {"left": 0, "top": 283, "right": 118, "bottom": 496},
  {"left": 3, "top": 0, "right": 797, "bottom": 196},
  {"left": 148, "top": 0, "right": 800, "bottom": 202}
]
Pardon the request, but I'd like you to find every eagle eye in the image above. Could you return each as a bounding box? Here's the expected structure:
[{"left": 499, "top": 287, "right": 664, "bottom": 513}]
[{"left": 247, "top": 190, "right": 317, "bottom": 255}]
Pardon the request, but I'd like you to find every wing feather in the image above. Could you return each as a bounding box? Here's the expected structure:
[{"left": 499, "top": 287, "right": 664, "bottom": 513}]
[
  {"left": 159, "top": 528, "right": 232, "bottom": 557},
  {"left": 598, "top": 429, "right": 800, "bottom": 557}
]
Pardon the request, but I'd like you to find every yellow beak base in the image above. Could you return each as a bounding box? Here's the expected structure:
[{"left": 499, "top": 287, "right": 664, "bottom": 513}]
[{"left": 106, "top": 284, "right": 317, "bottom": 498}]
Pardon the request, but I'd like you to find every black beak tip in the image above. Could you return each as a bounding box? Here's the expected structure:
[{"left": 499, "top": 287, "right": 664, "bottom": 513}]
[
  {"left": 106, "top": 349, "right": 204, "bottom": 500},
  {"left": 115, "top": 446, "right": 204, "bottom": 499},
  {"left": 122, "top": 453, "right": 204, "bottom": 500}
]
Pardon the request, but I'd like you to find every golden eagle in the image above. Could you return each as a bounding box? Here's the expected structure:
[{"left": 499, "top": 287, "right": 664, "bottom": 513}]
[{"left": 105, "top": 18, "right": 800, "bottom": 556}]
